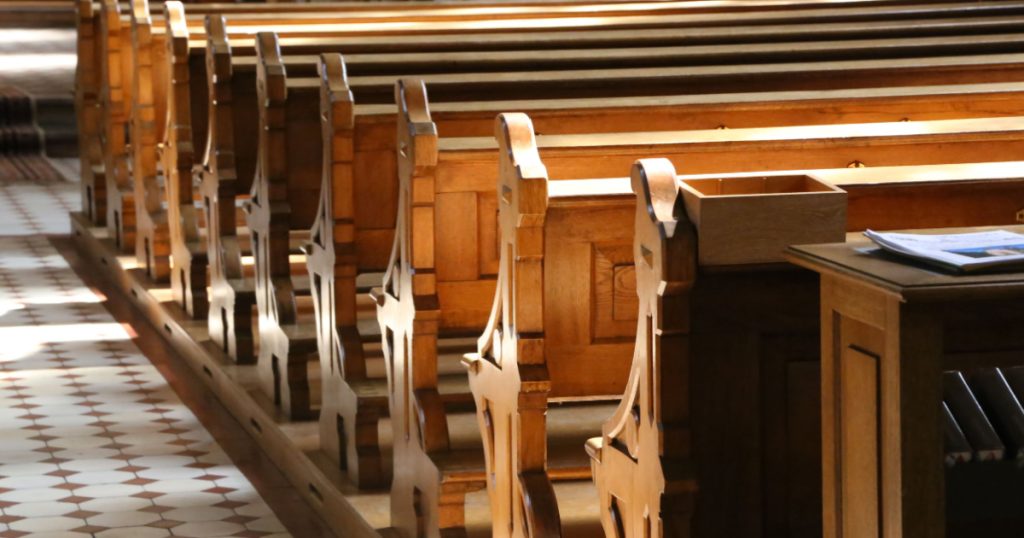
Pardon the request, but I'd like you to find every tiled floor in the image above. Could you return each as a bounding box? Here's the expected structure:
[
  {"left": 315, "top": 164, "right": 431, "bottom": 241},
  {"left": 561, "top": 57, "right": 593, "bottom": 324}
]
[
  {"left": 0, "top": 189, "right": 298, "bottom": 537},
  {"left": 0, "top": 183, "right": 77, "bottom": 235}
]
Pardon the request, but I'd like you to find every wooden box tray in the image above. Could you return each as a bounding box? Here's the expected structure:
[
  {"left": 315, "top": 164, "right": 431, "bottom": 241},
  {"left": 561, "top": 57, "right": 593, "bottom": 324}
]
[{"left": 679, "top": 173, "right": 847, "bottom": 266}]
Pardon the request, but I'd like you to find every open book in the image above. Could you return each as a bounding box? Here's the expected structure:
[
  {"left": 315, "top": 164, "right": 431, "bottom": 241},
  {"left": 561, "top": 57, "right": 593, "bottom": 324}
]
[{"left": 864, "top": 229, "right": 1024, "bottom": 274}]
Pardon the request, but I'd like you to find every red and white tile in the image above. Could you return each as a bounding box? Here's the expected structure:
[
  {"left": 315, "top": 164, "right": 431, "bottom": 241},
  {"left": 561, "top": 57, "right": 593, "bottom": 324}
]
[{"left": 0, "top": 184, "right": 292, "bottom": 537}]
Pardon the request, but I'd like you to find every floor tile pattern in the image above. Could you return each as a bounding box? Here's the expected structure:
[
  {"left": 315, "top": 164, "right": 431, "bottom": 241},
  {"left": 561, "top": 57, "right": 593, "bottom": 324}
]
[
  {"left": 0, "top": 183, "right": 77, "bottom": 235},
  {"left": 0, "top": 167, "right": 292, "bottom": 537}
]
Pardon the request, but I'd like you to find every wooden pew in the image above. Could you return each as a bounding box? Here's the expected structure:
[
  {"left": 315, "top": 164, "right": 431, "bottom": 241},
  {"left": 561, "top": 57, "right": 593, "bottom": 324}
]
[
  {"left": 289, "top": 27, "right": 1024, "bottom": 488},
  {"left": 77, "top": 3, "right": 1024, "bottom": 532},
  {"left": 384, "top": 107, "right": 1024, "bottom": 537},
  {"left": 74, "top": 2, "right": 1024, "bottom": 532},
  {"left": 142, "top": 0, "right": 1024, "bottom": 528},
  {"left": 244, "top": 28, "right": 791, "bottom": 421},
  {"left": 197, "top": 32, "right": 1024, "bottom": 364},
  {"left": 159, "top": 2, "right": 1024, "bottom": 319},
  {"left": 92, "top": 0, "right": 992, "bottom": 225},
  {"left": 275, "top": 43, "right": 1024, "bottom": 482},
  {"left": 165, "top": 0, "right": 873, "bottom": 480},
  {"left": 227, "top": 3, "right": 952, "bottom": 470},
  {"left": 586, "top": 159, "right": 1024, "bottom": 538},
  {"left": 461, "top": 115, "right": 643, "bottom": 538},
  {"left": 308, "top": 75, "right": 1024, "bottom": 493},
  {"left": 118, "top": 0, "right": 1024, "bottom": 269},
  {"left": 220, "top": 31, "right": 1019, "bottom": 528}
]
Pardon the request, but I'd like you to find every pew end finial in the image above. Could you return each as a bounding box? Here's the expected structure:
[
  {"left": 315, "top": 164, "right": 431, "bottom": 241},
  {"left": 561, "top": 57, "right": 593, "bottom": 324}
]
[
  {"left": 319, "top": 54, "right": 354, "bottom": 130},
  {"left": 631, "top": 158, "right": 683, "bottom": 241},
  {"left": 395, "top": 78, "right": 437, "bottom": 177},
  {"left": 130, "top": 0, "right": 150, "bottom": 28}
]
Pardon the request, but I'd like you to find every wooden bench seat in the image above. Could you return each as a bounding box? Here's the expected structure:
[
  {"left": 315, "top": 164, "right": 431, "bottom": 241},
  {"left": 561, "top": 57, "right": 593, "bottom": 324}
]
[{"left": 586, "top": 158, "right": 1024, "bottom": 538}]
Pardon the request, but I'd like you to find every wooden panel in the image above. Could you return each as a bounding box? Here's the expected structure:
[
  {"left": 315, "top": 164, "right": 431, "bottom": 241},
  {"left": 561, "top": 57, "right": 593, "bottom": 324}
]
[
  {"left": 817, "top": 273, "right": 889, "bottom": 538},
  {"left": 611, "top": 265, "right": 636, "bottom": 323},
  {"left": 691, "top": 312, "right": 762, "bottom": 538},
  {"left": 477, "top": 192, "right": 499, "bottom": 278},
  {"left": 435, "top": 156, "right": 495, "bottom": 193},
  {"left": 353, "top": 148, "right": 398, "bottom": 230},
  {"left": 285, "top": 90, "right": 323, "bottom": 230},
  {"left": 593, "top": 243, "right": 637, "bottom": 341},
  {"left": 544, "top": 238, "right": 592, "bottom": 347},
  {"left": 354, "top": 229, "right": 395, "bottom": 270},
  {"left": 786, "top": 360, "right": 824, "bottom": 538},
  {"left": 838, "top": 319, "right": 881, "bottom": 538},
  {"left": 547, "top": 343, "right": 633, "bottom": 399},
  {"left": 846, "top": 180, "right": 1024, "bottom": 231},
  {"left": 411, "top": 205, "right": 434, "bottom": 270},
  {"left": 436, "top": 192, "right": 480, "bottom": 282},
  {"left": 437, "top": 280, "right": 497, "bottom": 331},
  {"left": 232, "top": 81, "right": 260, "bottom": 193}
]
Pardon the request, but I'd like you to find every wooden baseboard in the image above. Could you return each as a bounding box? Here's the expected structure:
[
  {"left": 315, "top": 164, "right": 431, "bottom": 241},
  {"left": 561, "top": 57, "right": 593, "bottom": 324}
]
[{"left": 69, "top": 212, "right": 392, "bottom": 538}]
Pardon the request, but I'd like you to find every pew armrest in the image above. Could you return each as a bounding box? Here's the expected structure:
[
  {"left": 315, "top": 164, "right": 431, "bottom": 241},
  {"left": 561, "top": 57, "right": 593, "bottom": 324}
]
[
  {"left": 584, "top": 437, "right": 603, "bottom": 462},
  {"left": 368, "top": 286, "right": 386, "bottom": 307},
  {"left": 461, "top": 352, "right": 481, "bottom": 373}
]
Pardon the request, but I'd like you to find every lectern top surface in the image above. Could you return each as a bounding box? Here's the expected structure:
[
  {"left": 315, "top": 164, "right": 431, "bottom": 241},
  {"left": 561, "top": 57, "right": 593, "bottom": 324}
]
[{"left": 786, "top": 225, "right": 1024, "bottom": 301}]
